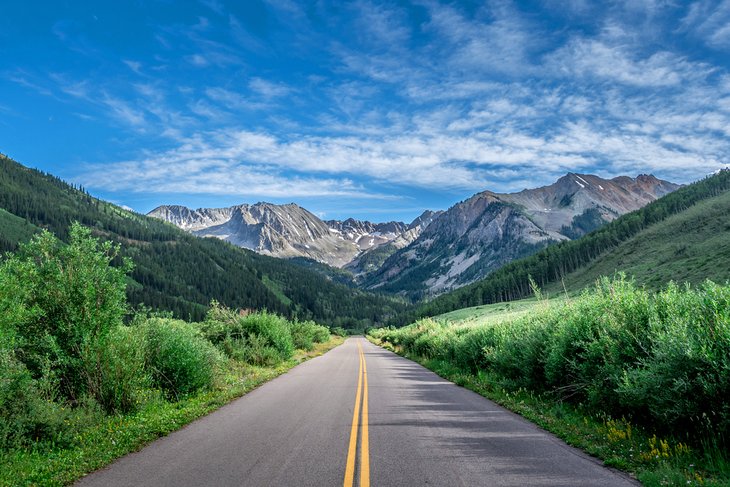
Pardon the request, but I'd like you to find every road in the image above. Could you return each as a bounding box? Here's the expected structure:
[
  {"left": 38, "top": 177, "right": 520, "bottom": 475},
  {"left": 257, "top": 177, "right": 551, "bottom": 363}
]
[{"left": 76, "top": 337, "right": 638, "bottom": 486}]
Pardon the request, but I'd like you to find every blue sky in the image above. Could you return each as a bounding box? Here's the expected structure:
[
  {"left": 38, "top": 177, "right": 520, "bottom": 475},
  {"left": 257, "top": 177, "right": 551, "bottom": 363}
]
[{"left": 1, "top": 1, "right": 729, "bottom": 223}]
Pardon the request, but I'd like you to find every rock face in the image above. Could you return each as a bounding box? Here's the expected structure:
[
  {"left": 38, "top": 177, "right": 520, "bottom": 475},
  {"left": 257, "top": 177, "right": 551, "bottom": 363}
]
[
  {"left": 364, "top": 173, "right": 679, "bottom": 297},
  {"left": 148, "top": 203, "right": 438, "bottom": 269}
]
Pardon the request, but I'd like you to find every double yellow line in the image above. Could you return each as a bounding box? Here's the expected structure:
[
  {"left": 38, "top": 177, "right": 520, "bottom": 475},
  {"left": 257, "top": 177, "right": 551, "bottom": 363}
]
[{"left": 344, "top": 341, "right": 369, "bottom": 487}]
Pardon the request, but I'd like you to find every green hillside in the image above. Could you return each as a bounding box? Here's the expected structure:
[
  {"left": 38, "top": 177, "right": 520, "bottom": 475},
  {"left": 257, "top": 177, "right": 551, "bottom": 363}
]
[
  {"left": 0, "top": 155, "right": 406, "bottom": 327},
  {"left": 398, "top": 170, "right": 730, "bottom": 325},
  {"left": 0, "top": 208, "right": 39, "bottom": 252},
  {"left": 548, "top": 188, "right": 730, "bottom": 292}
]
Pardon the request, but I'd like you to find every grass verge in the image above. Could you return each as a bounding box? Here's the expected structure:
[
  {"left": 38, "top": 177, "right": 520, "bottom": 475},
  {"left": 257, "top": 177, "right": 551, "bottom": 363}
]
[
  {"left": 369, "top": 338, "right": 729, "bottom": 487},
  {"left": 0, "top": 337, "right": 343, "bottom": 487}
]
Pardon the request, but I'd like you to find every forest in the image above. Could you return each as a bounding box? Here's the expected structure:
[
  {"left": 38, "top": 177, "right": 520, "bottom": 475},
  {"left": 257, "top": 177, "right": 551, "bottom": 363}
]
[{"left": 0, "top": 155, "right": 407, "bottom": 328}]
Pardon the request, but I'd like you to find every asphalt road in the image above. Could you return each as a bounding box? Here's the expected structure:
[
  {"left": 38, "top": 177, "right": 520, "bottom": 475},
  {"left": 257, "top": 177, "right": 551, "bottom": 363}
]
[{"left": 76, "top": 337, "right": 638, "bottom": 486}]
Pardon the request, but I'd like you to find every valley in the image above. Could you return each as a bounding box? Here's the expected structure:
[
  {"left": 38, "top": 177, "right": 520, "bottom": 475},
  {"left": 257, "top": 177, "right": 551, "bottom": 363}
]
[
  {"left": 3, "top": 3, "right": 729, "bottom": 485},
  {"left": 2, "top": 157, "right": 729, "bottom": 487}
]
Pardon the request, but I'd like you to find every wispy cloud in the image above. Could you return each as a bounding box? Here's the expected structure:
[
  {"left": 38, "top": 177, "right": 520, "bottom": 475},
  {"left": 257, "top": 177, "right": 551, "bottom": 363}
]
[
  {"left": 422, "top": 1, "right": 541, "bottom": 76},
  {"left": 248, "top": 78, "right": 292, "bottom": 98},
  {"left": 547, "top": 37, "right": 713, "bottom": 87},
  {"left": 5, "top": 0, "right": 729, "bottom": 216},
  {"left": 681, "top": 0, "right": 730, "bottom": 49}
]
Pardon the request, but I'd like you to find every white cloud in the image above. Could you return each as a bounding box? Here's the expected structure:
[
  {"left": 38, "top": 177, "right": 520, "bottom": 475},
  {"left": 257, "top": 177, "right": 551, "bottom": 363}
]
[
  {"left": 547, "top": 38, "right": 713, "bottom": 87},
  {"left": 248, "top": 78, "right": 292, "bottom": 98},
  {"left": 186, "top": 54, "right": 209, "bottom": 67},
  {"left": 422, "top": 1, "right": 540, "bottom": 76},
  {"left": 681, "top": 0, "right": 730, "bottom": 49}
]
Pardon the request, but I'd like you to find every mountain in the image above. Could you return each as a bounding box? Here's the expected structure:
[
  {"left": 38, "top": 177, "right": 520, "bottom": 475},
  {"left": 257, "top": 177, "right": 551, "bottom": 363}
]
[
  {"left": 396, "top": 169, "right": 730, "bottom": 325},
  {"left": 0, "top": 154, "right": 407, "bottom": 327},
  {"left": 365, "top": 173, "right": 679, "bottom": 298},
  {"left": 148, "top": 204, "right": 440, "bottom": 270},
  {"left": 343, "top": 210, "right": 444, "bottom": 276}
]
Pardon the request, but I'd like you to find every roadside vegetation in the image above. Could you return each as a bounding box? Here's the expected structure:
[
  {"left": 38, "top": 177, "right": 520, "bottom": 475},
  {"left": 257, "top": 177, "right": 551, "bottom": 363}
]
[
  {"left": 370, "top": 276, "right": 730, "bottom": 486},
  {"left": 0, "top": 223, "right": 341, "bottom": 486}
]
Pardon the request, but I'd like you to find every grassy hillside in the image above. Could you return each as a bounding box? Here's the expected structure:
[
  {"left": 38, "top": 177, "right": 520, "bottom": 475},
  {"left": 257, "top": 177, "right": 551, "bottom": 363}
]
[
  {"left": 547, "top": 189, "right": 730, "bottom": 293},
  {"left": 0, "top": 154, "right": 406, "bottom": 327},
  {"left": 397, "top": 170, "right": 730, "bottom": 325},
  {"left": 435, "top": 298, "right": 541, "bottom": 326},
  {"left": 0, "top": 208, "right": 39, "bottom": 252}
]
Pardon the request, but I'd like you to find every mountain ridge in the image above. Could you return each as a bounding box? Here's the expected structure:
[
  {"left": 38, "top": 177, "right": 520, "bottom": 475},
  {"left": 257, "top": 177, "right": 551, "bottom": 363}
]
[
  {"left": 148, "top": 204, "right": 441, "bottom": 269},
  {"left": 365, "top": 172, "right": 679, "bottom": 298},
  {"left": 397, "top": 169, "right": 730, "bottom": 325}
]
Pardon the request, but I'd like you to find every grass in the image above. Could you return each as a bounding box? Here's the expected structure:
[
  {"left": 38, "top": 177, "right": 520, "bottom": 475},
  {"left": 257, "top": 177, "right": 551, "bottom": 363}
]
[
  {"left": 0, "top": 337, "right": 343, "bottom": 487},
  {"left": 0, "top": 209, "right": 38, "bottom": 250},
  {"left": 435, "top": 297, "right": 545, "bottom": 326},
  {"left": 261, "top": 275, "right": 294, "bottom": 307}
]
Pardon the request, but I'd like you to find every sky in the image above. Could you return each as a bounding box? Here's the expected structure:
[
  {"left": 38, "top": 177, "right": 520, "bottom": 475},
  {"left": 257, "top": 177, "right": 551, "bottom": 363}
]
[{"left": 1, "top": 1, "right": 729, "bottom": 223}]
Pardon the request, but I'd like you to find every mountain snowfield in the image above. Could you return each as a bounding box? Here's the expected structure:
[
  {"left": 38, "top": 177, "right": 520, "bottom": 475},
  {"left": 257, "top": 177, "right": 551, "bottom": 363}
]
[{"left": 149, "top": 173, "right": 679, "bottom": 297}]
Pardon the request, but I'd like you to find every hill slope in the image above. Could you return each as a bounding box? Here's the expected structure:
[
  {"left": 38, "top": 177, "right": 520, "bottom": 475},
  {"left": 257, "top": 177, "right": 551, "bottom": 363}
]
[
  {"left": 366, "top": 173, "right": 678, "bottom": 299},
  {"left": 547, "top": 187, "right": 730, "bottom": 292},
  {"left": 0, "top": 155, "right": 406, "bottom": 327},
  {"left": 397, "top": 170, "right": 730, "bottom": 324}
]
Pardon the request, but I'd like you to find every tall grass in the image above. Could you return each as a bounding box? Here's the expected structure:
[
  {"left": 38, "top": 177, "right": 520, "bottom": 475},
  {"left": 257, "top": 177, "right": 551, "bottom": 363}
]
[{"left": 371, "top": 276, "right": 730, "bottom": 446}]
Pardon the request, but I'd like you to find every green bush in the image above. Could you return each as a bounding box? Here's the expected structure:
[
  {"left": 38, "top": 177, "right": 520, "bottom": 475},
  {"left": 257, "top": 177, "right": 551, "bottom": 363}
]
[
  {"left": 483, "top": 316, "right": 549, "bottom": 391},
  {"left": 81, "top": 325, "right": 148, "bottom": 414},
  {"left": 142, "top": 318, "right": 221, "bottom": 399},
  {"left": 243, "top": 334, "right": 283, "bottom": 366},
  {"left": 0, "top": 223, "right": 130, "bottom": 402},
  {"left": 0, "top": 346, "right": 46, "bottom": 448},
  {"left": 289, "top": 320, "right": 330, "bottom": 351},
  {"left": 202, "top": 304, "right": 295, "bottom": 363},
  {"left": 373, "top": 277, "right": 730, "bottom": 443},
  {"left": 239, "top": 312, "right": 294, "bottom": 360},
  {"left": 618, "top": 281, "right": 730, "bottom": 436}
]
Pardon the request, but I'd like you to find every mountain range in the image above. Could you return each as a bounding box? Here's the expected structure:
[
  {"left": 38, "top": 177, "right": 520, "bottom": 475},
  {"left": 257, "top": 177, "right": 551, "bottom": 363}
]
[
  {"left": 150, "top": 173, "right": 678, "bottom": 298},
  {"left": 148, "top": 204, "right": 443, "bottom": 271},
  {"left": 366, "top": 173, "right": 679, "bottom": 297}
]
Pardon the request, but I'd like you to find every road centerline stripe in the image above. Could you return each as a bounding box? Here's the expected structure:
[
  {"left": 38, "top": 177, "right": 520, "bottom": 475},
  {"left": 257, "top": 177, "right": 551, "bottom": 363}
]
[
  {"left": 360, "top": 344, "right": 370, "bottom": 487},
  {"left": 344, "top": 342, "right": 364, "bottom": 487}
]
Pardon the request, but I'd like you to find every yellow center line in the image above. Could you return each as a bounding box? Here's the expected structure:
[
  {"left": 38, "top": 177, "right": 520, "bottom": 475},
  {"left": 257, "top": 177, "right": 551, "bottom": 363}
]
[
  {"left": 343, "top": 343, "right": 363, "bottom": 486},
  {"left": 360, "top": 343, "right": 370, "bottom": 487}
]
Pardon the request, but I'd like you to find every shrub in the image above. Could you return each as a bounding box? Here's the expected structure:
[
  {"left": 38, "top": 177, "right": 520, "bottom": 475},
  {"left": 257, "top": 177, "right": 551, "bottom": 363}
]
[
  {"left": 0, "top": 346, "right": 45, "bottom": 448},
  {"left": 290, "top": 320, "right": 330, "bottom": 351},
  {"left": 239, "top": 312, "right": 294, "bottom": 360},
  {"left": 371, "top": 277, "right": 730, "bottom": 443},
  {"left": 243, "top": 334, "right": 283, "bottom": 366},
  {"left": 541, "top": 277, "right": 653, "bottom": 409},
  {"left": 202, "top": 304, "right": 295, "bottom": 363},
  {"left": 0, "top": 223, "right": 130, "bottom": 402},
  {"left": 618, "top": 281, "right": 730, "bottom": 437},
  {"left": 142, "top": 318, "right": 221, "bottom": 399},
  {"left": 81, "top": 325, "right": 148, "bottom": 414},
  {"left": 484, "top": 316, "right": 550, "bottom": 391}
]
